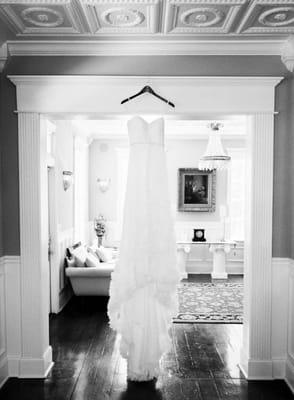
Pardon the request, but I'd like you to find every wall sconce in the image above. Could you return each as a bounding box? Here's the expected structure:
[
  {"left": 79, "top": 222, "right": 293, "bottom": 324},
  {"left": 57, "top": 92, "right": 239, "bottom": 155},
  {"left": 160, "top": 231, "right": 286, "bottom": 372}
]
[
  {"left": 63, "top": 171, "right": 73, "bottom": 191},
  {"left": 97, "top": 178, "right": 111, "bottom": 193}
]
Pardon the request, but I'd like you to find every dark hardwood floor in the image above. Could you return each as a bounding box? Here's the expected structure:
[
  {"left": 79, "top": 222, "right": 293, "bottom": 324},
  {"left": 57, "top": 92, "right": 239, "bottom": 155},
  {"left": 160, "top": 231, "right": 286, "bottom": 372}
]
[{"left": 1, "top": 275, "right": 293, "bottom": 400}]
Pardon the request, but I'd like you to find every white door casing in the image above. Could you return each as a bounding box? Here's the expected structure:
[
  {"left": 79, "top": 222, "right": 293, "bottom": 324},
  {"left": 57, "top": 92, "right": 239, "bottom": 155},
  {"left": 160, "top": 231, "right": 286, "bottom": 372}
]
[{"left": 9, "top": 75, "right": 282, "bottom": 379}]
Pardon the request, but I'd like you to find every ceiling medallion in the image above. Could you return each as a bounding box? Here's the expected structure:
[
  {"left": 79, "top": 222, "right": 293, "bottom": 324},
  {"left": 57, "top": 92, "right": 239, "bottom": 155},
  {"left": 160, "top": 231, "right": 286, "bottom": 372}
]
[
  {"left": 21, "top": 7, "right": 64, "bottom": 27},
  {"left": 195, "top": 14, "right": 208, "bottom": 23},
  {"left": 259, "top": 7, "right": 294, "bottom": 27},
  {"left": 180, "top": 7, "right": 223, "bottom": 27},
  {"left": 37, "top": 14, "right": 49, "bottom": 23},
  {"left": 101, "top": 8, "right": 145, "bottom": 27}
]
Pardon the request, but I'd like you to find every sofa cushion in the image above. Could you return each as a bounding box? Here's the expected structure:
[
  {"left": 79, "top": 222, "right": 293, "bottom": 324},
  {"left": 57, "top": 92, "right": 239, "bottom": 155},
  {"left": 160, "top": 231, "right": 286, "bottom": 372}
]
[
  {"left": 85, "top": 253, "right": 101, "bottom": 268},
  {"left": 96, "top": 246, "right": 113, "bottom": 262},
  {"left": 66, "top": 264, "right": 114, "bottom": 277},
  {"left": 70, "top": 245, "right": 88, "bottom": 267}
]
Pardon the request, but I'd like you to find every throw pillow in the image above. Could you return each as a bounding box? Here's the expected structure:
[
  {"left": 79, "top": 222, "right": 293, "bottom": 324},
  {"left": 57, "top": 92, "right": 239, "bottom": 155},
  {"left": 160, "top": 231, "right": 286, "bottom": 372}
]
[
  {"left": 85, "top": 253, "right": 101, "bottom": 268},
  {"left": 71, "top": 246, "right": 88, "bottom": 267},
  {"left": 65, "top": 257, "right": 76, "bottom": 268},
  {"left": 96, "top": 246, "right": 113, "bottom": 263},
  {"left": 87, "top": 245, "right": 100, "bottom": 259}
]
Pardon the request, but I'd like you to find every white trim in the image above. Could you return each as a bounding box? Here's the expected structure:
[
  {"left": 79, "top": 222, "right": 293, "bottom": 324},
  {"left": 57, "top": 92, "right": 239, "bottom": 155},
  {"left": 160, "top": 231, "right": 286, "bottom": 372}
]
[
  {"left": 240, "top": 114, "right": 275, "bottom": 380},
  {"left": 6, "top": 39, "right": 285, "bottom": 57},
  {"left": 17, "top": 113, "right": 53, "bottom": 378},
  {"left": 7, "top": 75, "right": 283, "bottom": 116},
  {"left": 8, "top": 74, "right": 283, "bottom": 87},
  {"left": 0, "top": 259, "right": 8, "bottom": 389},
  {"left": 286, "top": 355, "right": 294, "bottom": 394},
  {"left": 1, "top": 256, "right": 21, "bottom": 378},
  {"left": 0, "top": 359, "right": 8, "bottom": 390},
  {"left": 9, "top": 74, "right": 281, "bottom": 381},
  {"left": 286, "top": 259, "right": 294, "bottom": 393},
  {"left": 0, "top": 43, "right": 7, "bottom": 72},
  {"left": 19, "top": 347, "right": 53, "bottom": 378}
]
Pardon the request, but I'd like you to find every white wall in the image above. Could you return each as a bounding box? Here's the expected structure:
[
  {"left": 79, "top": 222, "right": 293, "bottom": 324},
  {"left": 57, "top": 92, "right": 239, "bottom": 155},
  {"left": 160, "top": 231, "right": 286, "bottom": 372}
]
[
  {"left": 89, "top": 136, "right": 245, "bottom": 244},
  {"left": 55, "top": 122, "right": 74, "bottom": 232},
  {"left": 49, "top": 121, "right": 90, "bottom": 312}
]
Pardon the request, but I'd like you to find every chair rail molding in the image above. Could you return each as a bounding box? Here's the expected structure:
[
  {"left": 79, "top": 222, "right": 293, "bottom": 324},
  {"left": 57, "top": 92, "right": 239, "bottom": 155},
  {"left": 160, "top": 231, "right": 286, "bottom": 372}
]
[{"left": 8, "top": 74, "right": 282, "bottom": 380}]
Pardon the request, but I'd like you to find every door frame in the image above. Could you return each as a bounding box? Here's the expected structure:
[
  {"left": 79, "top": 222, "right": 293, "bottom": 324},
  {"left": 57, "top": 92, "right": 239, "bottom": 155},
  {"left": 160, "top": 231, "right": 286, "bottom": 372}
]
[{"left": 9, "top": 75, "right": 282, "bottom": 379}]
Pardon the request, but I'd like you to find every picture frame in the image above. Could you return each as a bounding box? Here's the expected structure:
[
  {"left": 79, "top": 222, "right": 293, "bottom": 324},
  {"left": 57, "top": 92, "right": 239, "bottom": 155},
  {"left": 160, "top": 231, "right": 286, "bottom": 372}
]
[{"left": 178, "top": 168, "right": 216, "bottom": 212}]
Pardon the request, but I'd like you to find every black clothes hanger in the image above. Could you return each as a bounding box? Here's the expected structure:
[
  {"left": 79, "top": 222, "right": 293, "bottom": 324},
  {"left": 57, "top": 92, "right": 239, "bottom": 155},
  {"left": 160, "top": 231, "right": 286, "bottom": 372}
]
[{"left": 121, "top": 85, "right": 175, "bottom": 108}]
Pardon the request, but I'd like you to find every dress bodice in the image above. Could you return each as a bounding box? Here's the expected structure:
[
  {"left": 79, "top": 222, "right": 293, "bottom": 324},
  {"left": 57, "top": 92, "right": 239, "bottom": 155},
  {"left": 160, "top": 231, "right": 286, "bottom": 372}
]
[{"left": 127, "top": 116, "right": 164, "bottom": 146}]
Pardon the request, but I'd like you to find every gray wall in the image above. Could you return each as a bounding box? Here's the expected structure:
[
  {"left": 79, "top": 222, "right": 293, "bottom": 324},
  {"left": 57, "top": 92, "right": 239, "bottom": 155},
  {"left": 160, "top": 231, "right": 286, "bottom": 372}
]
[
  {"left": 0, "top": 55, "right": 292, "bottom": 256},
  {"left": 273, "top": 78, "right": 291, "bottom": 258},
  {"left": 0, "top": 62, "right": 19, "bottom": 255}
]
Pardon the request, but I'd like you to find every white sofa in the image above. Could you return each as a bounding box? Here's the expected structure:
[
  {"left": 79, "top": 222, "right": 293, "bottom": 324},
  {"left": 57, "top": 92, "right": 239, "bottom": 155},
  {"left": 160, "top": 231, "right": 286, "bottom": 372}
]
[
  {"left": 65, "top": 242, "right": 116, "bottom": 296},
  {"left": 66, "top": 262, "right": 115, "bottom": 296}
]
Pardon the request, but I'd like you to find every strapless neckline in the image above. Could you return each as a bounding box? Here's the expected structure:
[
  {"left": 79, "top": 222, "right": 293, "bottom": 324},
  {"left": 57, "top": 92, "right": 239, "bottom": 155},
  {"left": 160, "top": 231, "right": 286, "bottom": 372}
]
[{"left": 129, "top": 116, "right": 164, "bottom": 125}]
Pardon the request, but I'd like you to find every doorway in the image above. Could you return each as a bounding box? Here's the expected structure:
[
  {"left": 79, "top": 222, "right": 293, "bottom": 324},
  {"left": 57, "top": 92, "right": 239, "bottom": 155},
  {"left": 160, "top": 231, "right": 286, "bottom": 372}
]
[{"left": 10, "top": 75, "right": 282, "bottom": 379}]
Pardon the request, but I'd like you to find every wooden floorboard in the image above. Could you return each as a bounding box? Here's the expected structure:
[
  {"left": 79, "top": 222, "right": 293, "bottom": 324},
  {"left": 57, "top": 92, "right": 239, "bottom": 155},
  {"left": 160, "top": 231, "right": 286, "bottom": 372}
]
[{"left": 1, "top": 283, "right": 294, "bottom": 400}]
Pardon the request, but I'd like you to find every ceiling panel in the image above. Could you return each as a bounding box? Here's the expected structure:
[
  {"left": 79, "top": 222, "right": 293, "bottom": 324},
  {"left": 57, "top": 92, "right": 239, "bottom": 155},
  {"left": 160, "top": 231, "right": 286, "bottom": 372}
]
[
  {"left": 0, "top": 0, "right": 86, "bottom": 35},
  {"left": 80, "top": 0, "right": 160, "bottom": 34},
  {"left": 0, "top": 0, "right": 293, "bottom": 39},
  {"left": 164, "top": 0, "right": 247, "bottom": 35},
  {"left": 237, "top": 0, "right": 294, "bottom": 34}
]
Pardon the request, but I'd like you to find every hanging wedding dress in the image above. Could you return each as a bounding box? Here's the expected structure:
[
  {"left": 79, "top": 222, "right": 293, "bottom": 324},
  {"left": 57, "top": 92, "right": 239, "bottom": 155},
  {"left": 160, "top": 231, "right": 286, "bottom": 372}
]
[{"left": 108, "top": 116, "right": 180, "bottom": 381}]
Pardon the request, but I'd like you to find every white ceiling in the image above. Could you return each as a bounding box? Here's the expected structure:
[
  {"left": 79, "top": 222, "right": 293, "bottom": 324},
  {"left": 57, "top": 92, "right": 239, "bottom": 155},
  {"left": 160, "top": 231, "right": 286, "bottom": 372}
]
[
  {"left": 0, "top": 1, "right": 293, "bottom": 71},
  {"left": 0, "top": 0, "right": 293, "bottom": 43}
]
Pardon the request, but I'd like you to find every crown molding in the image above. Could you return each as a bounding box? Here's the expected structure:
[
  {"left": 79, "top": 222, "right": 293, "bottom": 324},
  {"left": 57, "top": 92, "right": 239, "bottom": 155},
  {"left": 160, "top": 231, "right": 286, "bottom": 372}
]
[
  {"left": 8, "top": 74, "right": 283, "bottom": 87},
  {"left": 0, "top": 43, "right": 7, "bottom": 72},
  {"left": 7, "top": 39, "right": 285, "bottom": 57}
]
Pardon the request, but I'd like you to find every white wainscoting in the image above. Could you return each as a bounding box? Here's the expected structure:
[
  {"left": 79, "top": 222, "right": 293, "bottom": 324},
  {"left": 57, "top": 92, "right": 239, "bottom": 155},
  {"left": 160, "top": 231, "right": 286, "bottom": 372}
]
[
  {"left": 0, "top": 256, "right": 22, "bottom": 383},
  {"left": 272, "top": 258, "right": 291, "bottom": 379},
  {"left": 0, "top": 257, "right": 8, "bottom": 388},
  {"left": 286, "top": 259, "right": 294, "bottom": 393},
  {"left": 56, "top": 228, "right": 74, "bottom": 312},
  {"left": 271, "top": 258, "right": 294, "bottom": 392}
]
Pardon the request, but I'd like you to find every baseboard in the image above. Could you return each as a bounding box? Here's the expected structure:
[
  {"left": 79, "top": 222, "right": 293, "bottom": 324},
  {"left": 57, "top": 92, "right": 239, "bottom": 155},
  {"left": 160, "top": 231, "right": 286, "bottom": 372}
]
[
  {"left": 58, "top": 284, "right": 73, "bottom": 313},
  {"left": 186, "top": 261, "right": 243, "bottom": 275},
  {"left": 0, "top": 356, "right": 8, "bottom": 389},
  {"left": 19, "top": 346, "right": 54, "bottom": 378},
  {"left": 8, "top": 356, "right": 20, "bottom": 377},
  {"left": 286, "top": 355, "right": 294, "bottom": 393},
  {"left": 239, "top": 358, "right": 274, "bottom": 380},
  {"left": 272, "top": 358, "right": 287, "bottom": 379}
]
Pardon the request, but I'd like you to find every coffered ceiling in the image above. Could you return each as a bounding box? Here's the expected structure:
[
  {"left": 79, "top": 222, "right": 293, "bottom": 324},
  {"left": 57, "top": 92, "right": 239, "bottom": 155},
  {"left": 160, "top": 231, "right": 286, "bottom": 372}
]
[
  {"left": 0, "top": 0, "right": 293, "bottom": 40},
  {"left": 0, "top": 0, "right": 294, "bottom": 69}
]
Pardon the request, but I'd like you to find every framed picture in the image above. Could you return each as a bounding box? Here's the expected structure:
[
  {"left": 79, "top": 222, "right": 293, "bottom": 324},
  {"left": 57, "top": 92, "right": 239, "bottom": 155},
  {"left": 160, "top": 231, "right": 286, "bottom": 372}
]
[{"left": 178, "top": 168, "right": 216, "bottom": 212}]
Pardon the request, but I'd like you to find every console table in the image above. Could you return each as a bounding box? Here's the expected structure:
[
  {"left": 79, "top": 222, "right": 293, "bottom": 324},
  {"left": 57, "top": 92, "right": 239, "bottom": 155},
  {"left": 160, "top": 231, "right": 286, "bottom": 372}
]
[{"left": 177, "top": 241, "right": 237, "bottom": 279}]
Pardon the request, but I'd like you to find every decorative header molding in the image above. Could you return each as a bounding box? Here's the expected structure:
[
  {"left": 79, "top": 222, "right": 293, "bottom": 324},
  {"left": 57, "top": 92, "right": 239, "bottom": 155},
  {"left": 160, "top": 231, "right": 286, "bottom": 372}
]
[
  {"left": 8, "top": 75, "right": 283, "bottom": 115},
  {"left": 0, "top": 44, "right": 7, "bottom": 72},
  {"left": 7, "top": 39, "right": 284, "bottom": 57},
  {"left": 0, "top": 37, "right": 292, "bottom": 72},
  {"left": 281, "top": 35, "right": 294, "bottom": 72}
]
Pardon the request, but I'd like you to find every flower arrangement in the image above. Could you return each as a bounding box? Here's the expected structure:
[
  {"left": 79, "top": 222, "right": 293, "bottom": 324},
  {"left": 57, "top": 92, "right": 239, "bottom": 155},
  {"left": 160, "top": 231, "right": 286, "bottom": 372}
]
[{"left": 94, "top": 214, "right": 106, "bottom": 237}]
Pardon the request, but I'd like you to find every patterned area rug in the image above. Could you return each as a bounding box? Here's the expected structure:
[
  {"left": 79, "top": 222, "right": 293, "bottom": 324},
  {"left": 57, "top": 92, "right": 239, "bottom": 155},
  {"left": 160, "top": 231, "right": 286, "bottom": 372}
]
[{"left": 174, "top": 281, "right": 243, "bottom": 324}]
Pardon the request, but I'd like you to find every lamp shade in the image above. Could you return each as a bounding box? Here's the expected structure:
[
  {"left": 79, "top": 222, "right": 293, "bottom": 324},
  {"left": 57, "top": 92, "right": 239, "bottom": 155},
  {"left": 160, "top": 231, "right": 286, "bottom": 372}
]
[{"left": 199, "top": 123, "right": 230, "bottom": 171}]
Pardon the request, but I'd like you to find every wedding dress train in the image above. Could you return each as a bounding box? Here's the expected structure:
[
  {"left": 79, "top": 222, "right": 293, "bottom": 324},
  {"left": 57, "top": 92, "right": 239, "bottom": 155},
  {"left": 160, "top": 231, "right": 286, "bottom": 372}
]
[{"left": 108, "top": 116, "right": 180, "bottom": 381}]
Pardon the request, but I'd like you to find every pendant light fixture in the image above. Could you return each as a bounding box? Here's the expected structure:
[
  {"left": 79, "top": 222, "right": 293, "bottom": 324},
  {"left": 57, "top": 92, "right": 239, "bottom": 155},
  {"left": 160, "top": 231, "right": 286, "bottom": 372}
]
[{"left": 199, "top": 122, "right": 231, "bottom": 171}]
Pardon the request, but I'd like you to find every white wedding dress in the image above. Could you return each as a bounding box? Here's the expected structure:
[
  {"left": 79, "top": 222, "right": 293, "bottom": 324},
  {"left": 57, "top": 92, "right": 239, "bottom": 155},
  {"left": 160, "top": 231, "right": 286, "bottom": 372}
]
[{"left": 108, "top": 116, "right": 180, "bottom": 381}]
